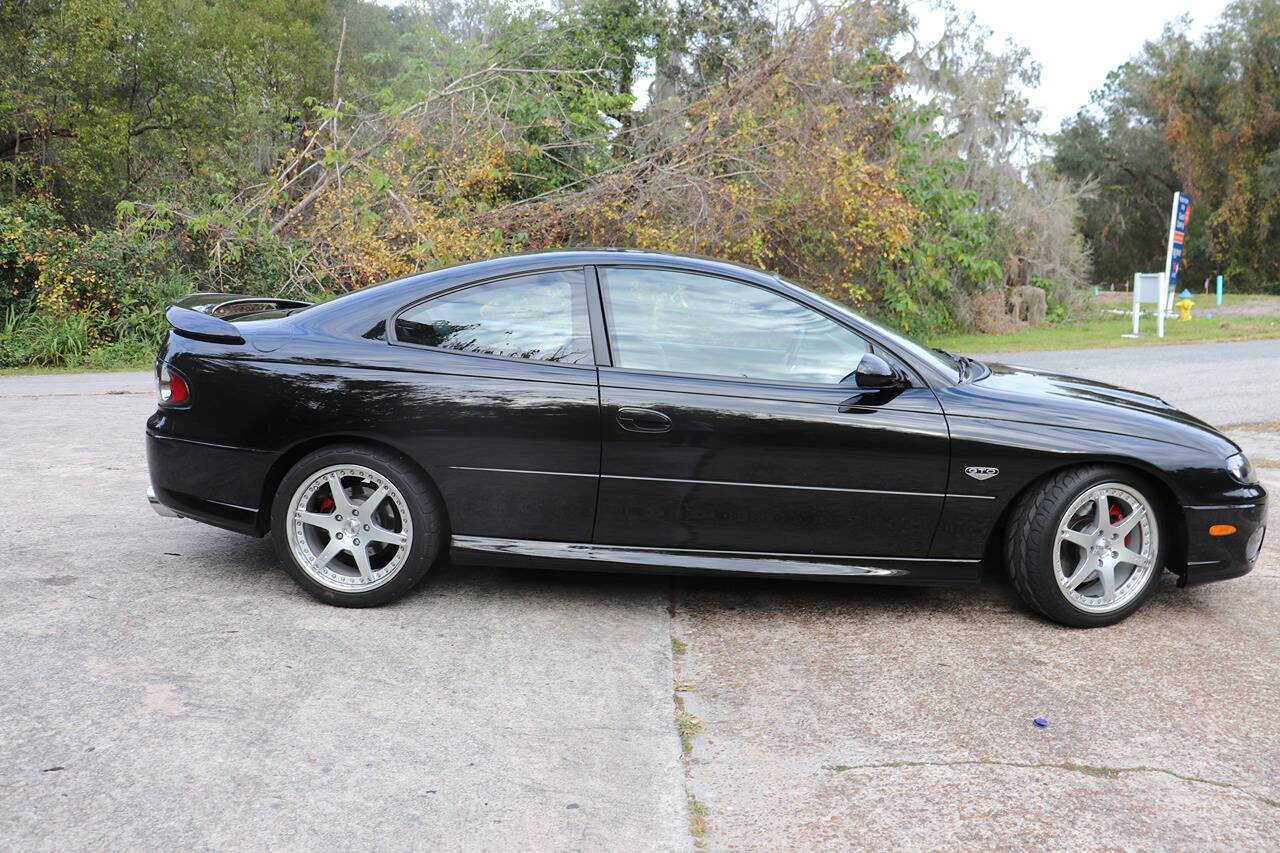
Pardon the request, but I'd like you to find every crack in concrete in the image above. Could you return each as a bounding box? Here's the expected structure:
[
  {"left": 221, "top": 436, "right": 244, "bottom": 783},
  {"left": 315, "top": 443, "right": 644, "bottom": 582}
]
[
  {"left": 828, "top": 759, "right": 1278, "bottom": 808},
  {"left": 669, "top": 584, "right": 707, "bottom": 849}
]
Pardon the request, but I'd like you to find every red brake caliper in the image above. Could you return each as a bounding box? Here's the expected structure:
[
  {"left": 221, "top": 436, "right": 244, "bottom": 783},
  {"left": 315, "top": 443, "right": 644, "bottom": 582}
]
[
  {"left": 318, "top": 495, "right": 335, "bottom": 513},
  {"left": 1109, "top": 502, "right": 1131, "bottom": 547}
]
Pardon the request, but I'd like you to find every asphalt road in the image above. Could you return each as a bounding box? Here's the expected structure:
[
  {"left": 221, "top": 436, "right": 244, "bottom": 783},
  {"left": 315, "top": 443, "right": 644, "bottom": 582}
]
[
  {"left": 2, "top": 338, "right": 1278, "bottom": 849},
  {"left": 973, "top": 337, "right": 1280, "bottom": 430}
]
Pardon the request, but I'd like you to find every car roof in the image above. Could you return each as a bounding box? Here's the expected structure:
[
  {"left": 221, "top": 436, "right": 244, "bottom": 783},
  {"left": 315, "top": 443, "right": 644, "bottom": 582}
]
[{"left": 379, "top": 249, "right": 778, "bottom": 296}]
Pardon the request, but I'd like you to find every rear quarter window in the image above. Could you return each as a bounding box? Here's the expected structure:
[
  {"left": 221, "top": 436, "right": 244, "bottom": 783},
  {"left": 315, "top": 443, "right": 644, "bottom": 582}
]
[{"left": 394, "top": 269, "right": 593, "bottom": 365}]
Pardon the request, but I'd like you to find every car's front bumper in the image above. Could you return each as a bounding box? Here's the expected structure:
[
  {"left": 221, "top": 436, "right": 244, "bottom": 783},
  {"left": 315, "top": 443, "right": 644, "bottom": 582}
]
[{"left": 1178, "top": 498, "right": 1267, "bottom": 586}]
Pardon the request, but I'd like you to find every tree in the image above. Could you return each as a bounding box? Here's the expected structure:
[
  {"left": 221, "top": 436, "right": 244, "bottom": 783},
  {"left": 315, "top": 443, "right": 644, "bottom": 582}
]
[
  {"left": 1157, "top": 0, "right": 1280, "bottom": 289},
  {"left": 905, "top": 4, "right": 1092, "bottom": 312},
  {"left": 1055, "top": 1, "right": 1280, "bottom": 290}
]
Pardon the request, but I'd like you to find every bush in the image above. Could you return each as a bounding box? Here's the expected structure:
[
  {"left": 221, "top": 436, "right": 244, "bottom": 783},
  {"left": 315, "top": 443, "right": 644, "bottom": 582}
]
[
  {"left": 0, "top": 202, "right": 196, "bottom": 368},
  {"left": 953, "top": 284, "right": 1018, "bottom": 334},
  {"left": 0, "top": 304, "right": 92, "bottom": 368},
  {"left": 0, "top": 202, "right": 66, "bottom": 314},
  {"left": 1031, "top": 276, "right": 1088, "bottom": 324},
  {"left": 0, "top": 299, "right": 171, "bottom": 370}
]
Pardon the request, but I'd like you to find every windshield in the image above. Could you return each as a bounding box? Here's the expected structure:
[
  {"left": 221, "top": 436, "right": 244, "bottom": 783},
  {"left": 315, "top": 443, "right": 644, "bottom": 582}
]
[{"left": 788, "top": 283, "right": 966, "bottom": 379}]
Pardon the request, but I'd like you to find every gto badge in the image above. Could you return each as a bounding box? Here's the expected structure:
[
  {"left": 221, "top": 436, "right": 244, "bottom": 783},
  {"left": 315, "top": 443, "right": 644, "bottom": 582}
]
[{"left": 965, "top": 466, "right": 999, "bottom": 481}]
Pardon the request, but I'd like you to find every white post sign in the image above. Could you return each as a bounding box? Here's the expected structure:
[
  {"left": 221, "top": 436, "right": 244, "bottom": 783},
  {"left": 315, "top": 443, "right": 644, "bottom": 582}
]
[
  {"left": 1128, "top": 192, "right": 1190, "bottom": 339},
  {"left": 1132, "top": 272, "right": 1167, "bottom": 337}
]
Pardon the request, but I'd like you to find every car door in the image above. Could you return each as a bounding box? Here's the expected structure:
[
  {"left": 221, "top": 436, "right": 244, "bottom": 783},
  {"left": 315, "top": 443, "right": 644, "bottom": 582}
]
[
  {"left": 384, "top": 267, "right": 601, "bottom": 543},
  {"left": 591, "top": 265, "right": 950, "bottom": 557}
]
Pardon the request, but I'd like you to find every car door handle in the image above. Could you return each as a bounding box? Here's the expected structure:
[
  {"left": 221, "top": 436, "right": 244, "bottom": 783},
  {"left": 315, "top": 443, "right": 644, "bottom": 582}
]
[{"left": 616, "top": 407, "right": 672, "bottom": 433}]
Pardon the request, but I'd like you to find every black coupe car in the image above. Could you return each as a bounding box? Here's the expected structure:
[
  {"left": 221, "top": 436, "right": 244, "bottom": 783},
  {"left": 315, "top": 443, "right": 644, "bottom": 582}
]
[{"left": 146, "top": 251, "right": 1266, "bottom": 626}]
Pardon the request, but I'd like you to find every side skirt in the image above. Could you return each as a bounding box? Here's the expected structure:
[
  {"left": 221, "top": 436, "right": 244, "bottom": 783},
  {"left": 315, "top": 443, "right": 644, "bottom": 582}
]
[{"left": 448, "top": 536, "right": 983, "bottom": 585}]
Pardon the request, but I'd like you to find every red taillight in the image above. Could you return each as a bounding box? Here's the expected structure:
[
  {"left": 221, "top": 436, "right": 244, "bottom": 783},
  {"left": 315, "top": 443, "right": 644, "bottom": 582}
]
[
  {"left": 169, "top": 371, "right": 189, "bottom": 404},
  {"left": 158, "top": 365, "right": 189, "bottom": 405}
]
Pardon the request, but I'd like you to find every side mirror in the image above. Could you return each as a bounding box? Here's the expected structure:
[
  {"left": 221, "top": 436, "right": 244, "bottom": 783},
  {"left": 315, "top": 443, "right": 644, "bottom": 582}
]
[{"left": 852, "top": 353, "right": 901, "bottom": 389}]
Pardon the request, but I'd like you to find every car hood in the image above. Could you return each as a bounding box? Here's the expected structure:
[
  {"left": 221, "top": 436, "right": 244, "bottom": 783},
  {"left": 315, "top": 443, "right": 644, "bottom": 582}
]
[{"left": 940, "top": 361, "right": 1237, "bottom": 455}]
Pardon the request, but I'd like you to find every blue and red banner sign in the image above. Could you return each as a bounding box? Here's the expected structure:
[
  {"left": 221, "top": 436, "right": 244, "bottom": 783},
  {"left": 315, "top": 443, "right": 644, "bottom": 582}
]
[{"left": 1166, "top": 192, "right": 1191, "bottom": 290}]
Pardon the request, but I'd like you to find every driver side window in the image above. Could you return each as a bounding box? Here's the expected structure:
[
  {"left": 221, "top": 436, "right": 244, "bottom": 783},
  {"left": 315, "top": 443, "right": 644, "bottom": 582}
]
[{"left": 600, "top": 267, "right": 871, "bottom": 384}]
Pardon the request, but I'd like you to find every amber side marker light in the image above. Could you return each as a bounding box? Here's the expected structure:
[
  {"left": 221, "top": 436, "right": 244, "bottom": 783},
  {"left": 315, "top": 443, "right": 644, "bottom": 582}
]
[{"left": 1209, "top": 524, "right": 1237, "bottom": 537}]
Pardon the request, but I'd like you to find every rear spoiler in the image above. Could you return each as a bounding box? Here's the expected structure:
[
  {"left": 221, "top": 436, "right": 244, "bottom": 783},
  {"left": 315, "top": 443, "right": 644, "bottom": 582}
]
[
  {"left": 172, "top": 293, "right": 312, "bottom": 318},
  {"left": 166, "top": 293, "right": 314, "bottom": 344},
  {"left": 166, "top": 305, "right": 246, "bottom": 345}
]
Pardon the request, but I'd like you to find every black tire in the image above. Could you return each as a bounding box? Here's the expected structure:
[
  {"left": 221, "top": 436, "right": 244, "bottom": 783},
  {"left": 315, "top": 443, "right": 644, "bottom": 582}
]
[
  {"left": 270, "top": 444, "right": 444, "bottom": 607},
  {"left": 1005, "top": 465, "right": 1166, "bottom": 628}
]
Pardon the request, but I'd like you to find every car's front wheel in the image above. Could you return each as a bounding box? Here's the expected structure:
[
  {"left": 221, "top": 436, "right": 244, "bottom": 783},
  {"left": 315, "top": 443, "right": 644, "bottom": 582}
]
[
  {"left": 271, "top": 445, "right": 443, "bottom": 606},
  {"left": 1006, "top": 465, "right": 1165, "bottom": 627}
]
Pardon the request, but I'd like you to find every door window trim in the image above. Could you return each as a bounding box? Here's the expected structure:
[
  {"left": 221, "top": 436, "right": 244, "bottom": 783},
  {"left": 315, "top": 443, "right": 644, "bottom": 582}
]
[
  {"left": 591, "top": 263, "right": 918, "bottom": 390},
  {"left": 387, "top": 265, "right": 597, "bottom": 371},
  {"left": 584, "top": 265, "right": 613, "bottom": 367}
]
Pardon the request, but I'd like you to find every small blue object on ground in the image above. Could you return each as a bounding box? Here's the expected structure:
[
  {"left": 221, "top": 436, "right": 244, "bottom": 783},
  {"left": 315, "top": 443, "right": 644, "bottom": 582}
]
[{"left": 1033, "top": 716, "right": 1048, "bottom": 728}]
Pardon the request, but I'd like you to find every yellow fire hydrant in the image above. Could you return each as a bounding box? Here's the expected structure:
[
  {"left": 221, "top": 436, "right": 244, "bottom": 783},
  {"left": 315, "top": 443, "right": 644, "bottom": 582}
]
[{"left": 1176, "top": 296, "right": 1195, "bottom": 321}]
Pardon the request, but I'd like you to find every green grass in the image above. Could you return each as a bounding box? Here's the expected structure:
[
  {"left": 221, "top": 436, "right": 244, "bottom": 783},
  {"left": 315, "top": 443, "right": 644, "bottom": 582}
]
[
  {"left": 0, "top": 360, "right": 152, "bottom": 376},
  {"left": 1, "top": 304, "right": 163, "bottom": 373},
  {"left": 927, "top": 309, "right": 1280, "bottom": 354},
  {"left": 686, "top": 788, "right": 708, "bottom": 847},
  {"left": 675, "top": 707, "right": 702, "bottom": 752}
]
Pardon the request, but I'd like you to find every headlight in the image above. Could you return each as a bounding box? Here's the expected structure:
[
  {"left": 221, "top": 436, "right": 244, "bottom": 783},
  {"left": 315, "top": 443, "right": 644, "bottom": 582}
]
[{"left": 1226, "top": 452, "right": 1257, "bottom": 485}]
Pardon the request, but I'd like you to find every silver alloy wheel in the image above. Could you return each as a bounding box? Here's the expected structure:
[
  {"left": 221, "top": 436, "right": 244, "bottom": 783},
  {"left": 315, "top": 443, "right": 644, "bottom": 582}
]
[
  {"left": 286, "top": 464, "right": 412, "bottom": 592},
  {"left": 1052, "top": 482, "right": 1158, "bottom": 614}
]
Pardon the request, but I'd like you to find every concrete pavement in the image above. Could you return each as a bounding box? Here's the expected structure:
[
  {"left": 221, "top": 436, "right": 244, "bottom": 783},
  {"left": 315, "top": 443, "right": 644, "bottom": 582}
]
[
  {"left": 2, "top": 338, "right": 1278, "bottom": 849},
  {"left": 674, "top": 338, "right": 1280, "bottom": 848},
  {"left": 0, "top": 373, "right": 689, "bottom": 851}
]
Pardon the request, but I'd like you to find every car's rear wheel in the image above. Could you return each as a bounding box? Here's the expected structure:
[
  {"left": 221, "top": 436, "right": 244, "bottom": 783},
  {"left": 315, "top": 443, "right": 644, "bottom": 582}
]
[
  {"left": 1006, "top": 465, "right": 1165, "bottom": 627},
  {"left": 271, "top": 445, "right": 443, "bottom": 606}
]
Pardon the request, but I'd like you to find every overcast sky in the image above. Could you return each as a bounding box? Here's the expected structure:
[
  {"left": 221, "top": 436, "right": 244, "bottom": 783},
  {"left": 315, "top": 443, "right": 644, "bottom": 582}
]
[{"left": 911, "top": 0, "right": 1232, "bottom": 135}]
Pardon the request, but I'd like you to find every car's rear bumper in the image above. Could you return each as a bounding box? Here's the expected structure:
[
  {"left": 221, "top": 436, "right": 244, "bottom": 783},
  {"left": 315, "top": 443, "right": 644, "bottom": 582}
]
[
  {"left": 147, "top": 484, "right": 183, "bottom": 518},
  {"left": 146, "top": 430, "right": 272, "bottom": 536},
  {"left": 1178, "top": 498, "right": 1267, "bottom": 586}
]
